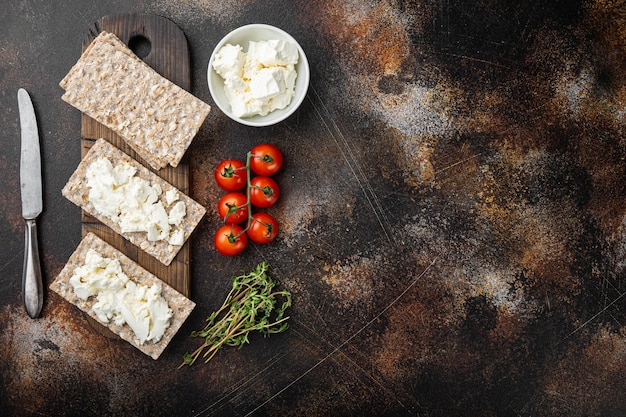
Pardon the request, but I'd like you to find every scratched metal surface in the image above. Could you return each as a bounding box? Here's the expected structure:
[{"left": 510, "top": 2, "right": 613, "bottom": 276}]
[{"left": 1, "top": 0, "right": 625, "bottom": 416}]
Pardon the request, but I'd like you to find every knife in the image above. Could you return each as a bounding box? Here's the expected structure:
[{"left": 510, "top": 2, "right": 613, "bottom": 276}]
[{"left": 18, "top": 88, "right": 44, "bottom": 319}]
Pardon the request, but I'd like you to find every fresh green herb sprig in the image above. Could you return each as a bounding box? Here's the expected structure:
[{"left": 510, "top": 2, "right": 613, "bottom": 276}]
[{"left": 179, "top": 262, "right": 291, "bottom": 367}]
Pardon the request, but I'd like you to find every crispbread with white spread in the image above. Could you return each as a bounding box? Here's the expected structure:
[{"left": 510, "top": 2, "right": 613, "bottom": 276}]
[
  {"left": 62, "top": 138, "right": 206, "bottom": 266},
  {"left": 59, "top": 31, "right": 210, "bottom": 170},
  {"left": 50, "top": 232, "right": 196, "bottom": 360}
]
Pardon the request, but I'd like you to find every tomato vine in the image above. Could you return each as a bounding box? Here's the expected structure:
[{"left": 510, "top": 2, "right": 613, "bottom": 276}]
[{"left": 213, "top": 145, "right": 283, "bottom": 255}]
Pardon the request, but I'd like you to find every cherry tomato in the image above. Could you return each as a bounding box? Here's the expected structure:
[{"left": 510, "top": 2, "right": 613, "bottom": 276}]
[
  {"left": 217, "top": 192, "right": 249, "bottom": 224},
  {"left": 214, "top": 224, "right": 247, "bottom": 256},
  {"left": 247, "top": 212, "right": 279, "bottom": 244},
  {"left": 214, "top": 159, "right": 246, "bottom": 191},
  {"left": 250, "top": 144, "right": 283, "bottom": 176},
  {"left": 249, "top": 176, "right": 280, "bottom": 208}
]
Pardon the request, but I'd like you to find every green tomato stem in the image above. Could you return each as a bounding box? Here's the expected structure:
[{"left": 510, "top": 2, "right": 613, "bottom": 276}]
[{"left": 230, "top": 151, "right": 254, "bottom": 240}]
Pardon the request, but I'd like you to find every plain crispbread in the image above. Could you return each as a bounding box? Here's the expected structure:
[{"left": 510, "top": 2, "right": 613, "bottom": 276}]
[
  {"left": 50, "top": 232, "right": 196, "bottom": 360},
  {"left": 62, "top": 139, "right": 206, "bottom": 266},
  {"left": 59, "top": 31, "right": 210, "bottom": 170}
]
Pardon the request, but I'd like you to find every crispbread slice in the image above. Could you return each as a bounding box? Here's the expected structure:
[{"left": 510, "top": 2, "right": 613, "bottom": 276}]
[
  {"left": 50, "top": 232, "right": 196, "bottom": 360},
  {"left": 62, "top": 138, "right": 206, "bottom": 266},
  {"left": 59, "top": 31, "right": 210, "bottom": 170}
]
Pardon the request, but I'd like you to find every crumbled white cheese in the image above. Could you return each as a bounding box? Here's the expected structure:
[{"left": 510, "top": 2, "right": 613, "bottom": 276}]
[
  {"left": 70, "top": 249, "right": 173, "bottom": 344},
  {"left": 249, "top": 67, "right": 286, "bottom": 100},
  {"left": 86, "top": 157, "right": 186, "bottom": 246},
  {"left": 168, "top": 201, "right": 186, "bottom": 226},
  {"left": 213, "top": 39, "right": 299, "bottom": 118},
  {"left": 168, "top": 229, "right": 185, "bottom": 246},
  {"left": 245, "top": 39, "right": 299, "bottom": 70},
  {"left": 165, "top": 188, "right": 179, "bottom": 206},
  {"left": 212, "top": 43, "right": 245, "bottom": 79}
]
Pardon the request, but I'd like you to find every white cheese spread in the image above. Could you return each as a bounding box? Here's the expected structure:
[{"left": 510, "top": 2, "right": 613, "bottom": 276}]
[
  {"left": 86, "top": 157, "right": 187, "bottom": 246},
  {"left": 213, "top": 39, "right": 299, "bottom": 118},
  {"left": 70, "top": 249, "right": 173, "bottom": 344}
]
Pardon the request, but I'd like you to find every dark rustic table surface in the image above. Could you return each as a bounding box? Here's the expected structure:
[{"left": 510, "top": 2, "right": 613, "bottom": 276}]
[{"left": 1, "top": 1, "right": 625, "bottom": 416}]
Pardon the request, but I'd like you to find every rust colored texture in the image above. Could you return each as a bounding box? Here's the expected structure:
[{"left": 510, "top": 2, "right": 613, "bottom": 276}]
[{"left": 1, "top": 0, "right": 625, "bottom": 416}]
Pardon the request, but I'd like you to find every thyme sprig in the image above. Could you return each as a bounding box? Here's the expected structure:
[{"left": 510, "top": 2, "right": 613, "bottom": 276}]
[{"left": 179, "top": 262, "right": 291, "bottom": 367}]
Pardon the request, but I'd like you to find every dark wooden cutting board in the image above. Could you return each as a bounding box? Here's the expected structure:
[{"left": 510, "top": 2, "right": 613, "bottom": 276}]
[{"left": 76, "top": 14, "right": 194, "bottom": 336}]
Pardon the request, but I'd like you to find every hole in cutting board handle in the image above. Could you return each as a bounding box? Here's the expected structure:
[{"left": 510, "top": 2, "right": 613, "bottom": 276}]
[{"left": 128, "top": 34, "right": 151, "bottom": 58}]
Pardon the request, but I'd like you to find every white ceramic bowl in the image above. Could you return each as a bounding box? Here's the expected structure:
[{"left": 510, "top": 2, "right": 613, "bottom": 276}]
[{"left": 208, "top": 24, "right": 310, "bottom": 127}]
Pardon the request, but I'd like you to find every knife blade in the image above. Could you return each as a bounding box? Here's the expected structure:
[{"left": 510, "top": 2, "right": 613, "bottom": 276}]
[{"left": 18, "top": 88, "right": 44, "bottom": 319}]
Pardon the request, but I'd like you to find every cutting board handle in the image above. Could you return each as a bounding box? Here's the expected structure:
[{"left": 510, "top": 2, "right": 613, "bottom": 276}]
[
  {"left": 84, "top": 13, "right": 191, "bottom": 91},
  {"left": 127, "top": 33, "right": 152, "bottom": 59}
]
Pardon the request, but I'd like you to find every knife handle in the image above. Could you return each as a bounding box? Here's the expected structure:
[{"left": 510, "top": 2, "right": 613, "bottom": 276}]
[{"left": 23, "top": 218, "right": 43, "bottom": 318}]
